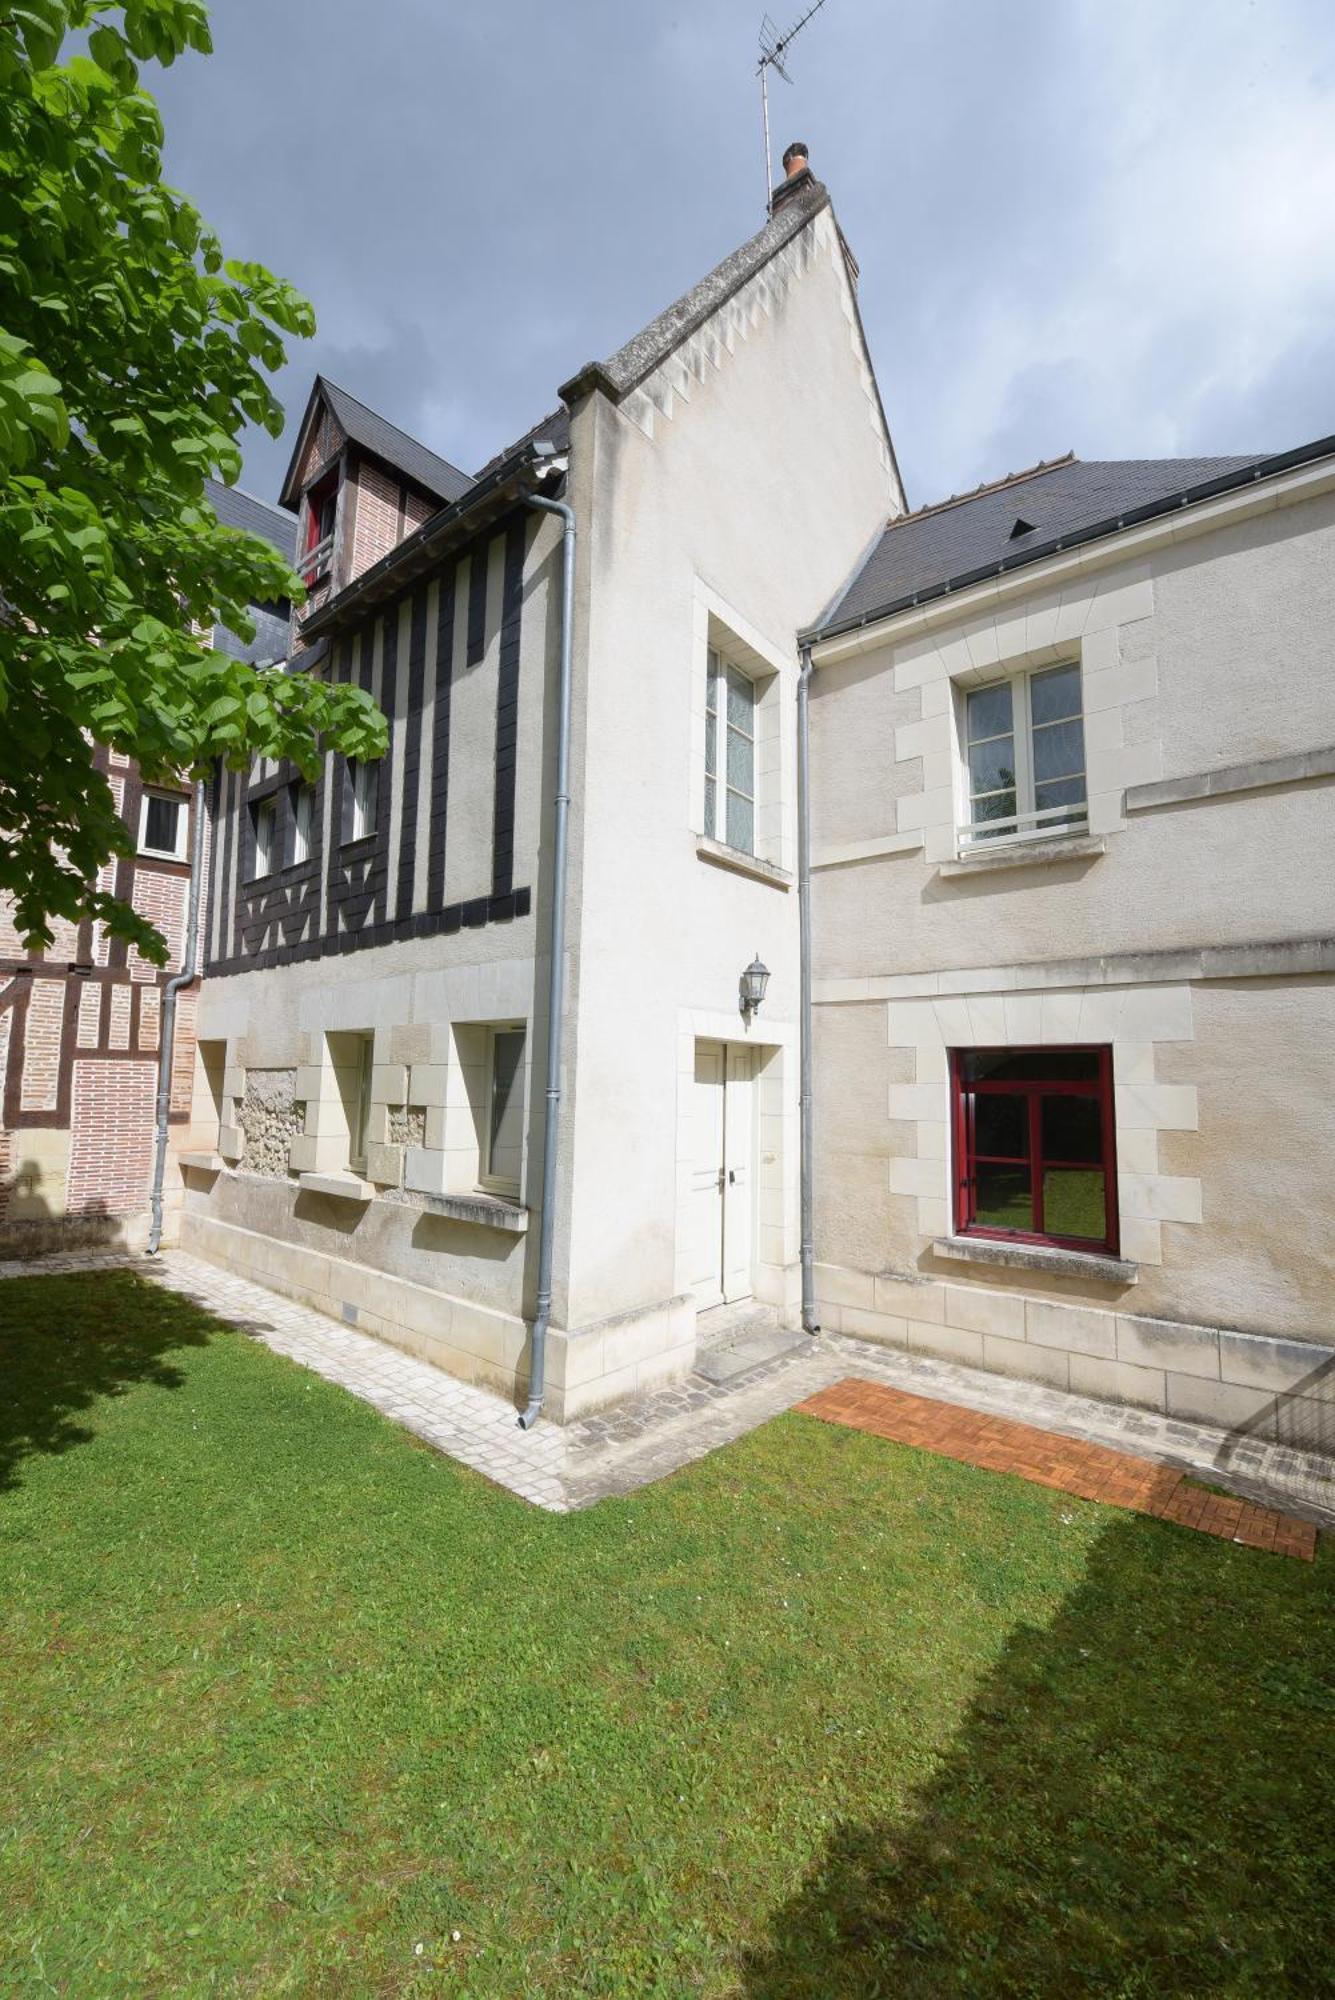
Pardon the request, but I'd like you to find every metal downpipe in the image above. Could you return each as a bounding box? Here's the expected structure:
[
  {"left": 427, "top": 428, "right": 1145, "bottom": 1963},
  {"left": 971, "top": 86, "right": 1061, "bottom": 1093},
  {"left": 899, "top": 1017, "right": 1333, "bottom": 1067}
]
[
  {"left": 147, "top": 775, "right": 206, "bottom": 1255},
  {"left": 518, "top": 491, "right": 576, "bottom": 1426},
  {"left": 797, "top": 644, "right": 819, "bottom": 1335}
]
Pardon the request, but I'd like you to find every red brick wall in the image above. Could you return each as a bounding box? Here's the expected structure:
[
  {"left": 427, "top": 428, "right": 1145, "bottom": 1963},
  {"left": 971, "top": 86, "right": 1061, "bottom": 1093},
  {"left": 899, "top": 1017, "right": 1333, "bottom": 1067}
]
[
  {"left": 67, "top": 1059, "right": 157, "bottom": 1215},
  {"left": 351, "top": 461, "right": 404, "bottom": 578}
]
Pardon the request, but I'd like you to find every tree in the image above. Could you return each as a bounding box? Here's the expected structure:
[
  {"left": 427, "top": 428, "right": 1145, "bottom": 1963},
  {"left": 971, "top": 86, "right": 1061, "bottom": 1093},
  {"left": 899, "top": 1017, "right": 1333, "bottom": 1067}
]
[{"left": 0, "top": 0, "right": 385, "bottom": 963}]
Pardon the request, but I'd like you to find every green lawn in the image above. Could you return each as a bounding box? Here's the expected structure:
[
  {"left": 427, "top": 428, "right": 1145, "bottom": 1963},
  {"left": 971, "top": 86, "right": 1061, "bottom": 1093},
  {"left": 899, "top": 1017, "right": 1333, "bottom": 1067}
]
[{"left": 1, "top": 1273, "right": 1331, "bottom": 1998}]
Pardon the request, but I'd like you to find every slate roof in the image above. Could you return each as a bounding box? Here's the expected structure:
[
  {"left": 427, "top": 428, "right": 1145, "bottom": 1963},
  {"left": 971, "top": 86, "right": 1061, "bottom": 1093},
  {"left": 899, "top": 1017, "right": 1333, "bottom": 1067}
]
[
  {"left": 472, "top": 404, "right": 571, "bottom": 484},
  {"left": 204, "top": 476, "right": 296, "bottom": 563},
  {"left": 318, "top": 378, "right": 474, "bottom": 505},
  {"left": 815, "top": 450, "right": 1296, "bottom": 635}
]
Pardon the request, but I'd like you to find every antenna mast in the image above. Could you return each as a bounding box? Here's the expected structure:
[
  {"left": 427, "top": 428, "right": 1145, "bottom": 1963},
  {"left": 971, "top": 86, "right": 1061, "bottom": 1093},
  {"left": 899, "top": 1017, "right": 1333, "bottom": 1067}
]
[{"left": 757, "top": 0, "right": 828, "bottom": 212}]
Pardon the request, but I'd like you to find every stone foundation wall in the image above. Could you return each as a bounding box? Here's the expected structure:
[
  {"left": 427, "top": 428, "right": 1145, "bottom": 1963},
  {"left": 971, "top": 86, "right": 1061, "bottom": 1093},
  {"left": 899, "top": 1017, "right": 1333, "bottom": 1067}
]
[{"left": 814, "top": 1262, "right": 1335, "bottom": 1462}]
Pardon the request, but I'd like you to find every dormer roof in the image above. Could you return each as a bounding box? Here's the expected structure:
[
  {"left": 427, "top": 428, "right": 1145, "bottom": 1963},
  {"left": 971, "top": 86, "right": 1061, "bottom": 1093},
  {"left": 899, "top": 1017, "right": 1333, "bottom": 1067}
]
[{"left": 278, "top": 375, "right": 474, "bottom": 511}]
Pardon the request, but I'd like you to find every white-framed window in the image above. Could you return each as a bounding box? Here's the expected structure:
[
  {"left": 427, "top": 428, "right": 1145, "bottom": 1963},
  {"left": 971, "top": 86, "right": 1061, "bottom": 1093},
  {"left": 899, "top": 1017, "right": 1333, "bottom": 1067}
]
[
  {"left": 139, "top": 790, "right": 188, "bottom": 860},
  {"left": 291, "top": 781, "right": 315, "bottom": 864},
  {"left": 480, "top": 1025, "right": 525, "bottom": 1196},
  {"left": 347, "top": 760, "right": 378, "bottom": 843},
  {"left": 704, "top": 648, "right": 757, "bottom": 856},
  {"left": 961, "top": 662, "right": 1087, "bottom": 849},
  {"left": 250, "top": 795, "right": 277, "bottom": 878}
]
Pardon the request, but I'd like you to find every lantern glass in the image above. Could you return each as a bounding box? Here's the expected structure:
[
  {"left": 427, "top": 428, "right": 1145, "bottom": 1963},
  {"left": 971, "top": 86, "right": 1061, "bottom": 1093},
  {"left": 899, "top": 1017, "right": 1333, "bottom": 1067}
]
[{"left": 740, "top": 956, "right": 770, "bottom": 1015}]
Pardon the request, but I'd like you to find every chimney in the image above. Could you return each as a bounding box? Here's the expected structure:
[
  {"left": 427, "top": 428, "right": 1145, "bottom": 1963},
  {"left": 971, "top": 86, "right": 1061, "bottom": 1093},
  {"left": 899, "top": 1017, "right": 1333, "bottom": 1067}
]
[{"left": 770, "top": 140, "right": 814, "bottom": 217}]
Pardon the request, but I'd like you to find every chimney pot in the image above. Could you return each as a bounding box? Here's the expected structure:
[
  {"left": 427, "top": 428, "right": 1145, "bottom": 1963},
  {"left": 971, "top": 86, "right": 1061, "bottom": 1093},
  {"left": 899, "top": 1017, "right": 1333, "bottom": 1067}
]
[{"left": 782, "top": 141, "right": 809, "bottom": 177}]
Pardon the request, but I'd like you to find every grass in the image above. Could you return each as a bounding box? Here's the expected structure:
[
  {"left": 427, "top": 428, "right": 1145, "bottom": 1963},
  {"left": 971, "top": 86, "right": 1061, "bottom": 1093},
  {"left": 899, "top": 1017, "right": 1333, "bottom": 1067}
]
[{"left": 1, "top": 1271, "right": 1332, "bottom": 1997}]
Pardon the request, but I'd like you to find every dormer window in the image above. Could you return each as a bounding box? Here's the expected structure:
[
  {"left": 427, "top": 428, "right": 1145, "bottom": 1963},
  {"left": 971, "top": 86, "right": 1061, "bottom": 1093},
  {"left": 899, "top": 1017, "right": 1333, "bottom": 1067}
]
[{"left": 301, "top": 471, "right": 338, "bottom": 580}]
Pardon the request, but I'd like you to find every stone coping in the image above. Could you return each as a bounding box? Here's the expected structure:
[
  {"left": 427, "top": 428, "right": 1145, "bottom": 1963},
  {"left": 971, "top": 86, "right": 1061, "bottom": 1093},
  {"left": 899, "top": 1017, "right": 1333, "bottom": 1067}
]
[
  {"left": 1126, "top": 743, "right": 1335, "bottom": 814},
  {"left": 695, "top": 835, "right": 792, "bottom": 888},
  {"left": 935, "top": 834, "right": 1106, "bottom": 878},
  {"left": 416, "top": 1190, "right": 528, "bottom": 1233}
]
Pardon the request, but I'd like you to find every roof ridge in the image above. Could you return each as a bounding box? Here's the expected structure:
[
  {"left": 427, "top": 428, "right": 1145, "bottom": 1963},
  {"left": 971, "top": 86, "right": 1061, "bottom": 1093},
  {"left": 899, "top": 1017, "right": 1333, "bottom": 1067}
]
[{"left": 890, "top": 452, "right": 1078, "bottom": 529}]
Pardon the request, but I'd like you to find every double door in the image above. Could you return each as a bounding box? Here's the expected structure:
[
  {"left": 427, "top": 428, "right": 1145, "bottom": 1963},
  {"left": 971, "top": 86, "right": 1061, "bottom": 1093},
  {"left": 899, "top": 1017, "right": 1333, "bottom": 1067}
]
[{"left": 687, "top": 1040, "right": 754, "bottom": 1309}]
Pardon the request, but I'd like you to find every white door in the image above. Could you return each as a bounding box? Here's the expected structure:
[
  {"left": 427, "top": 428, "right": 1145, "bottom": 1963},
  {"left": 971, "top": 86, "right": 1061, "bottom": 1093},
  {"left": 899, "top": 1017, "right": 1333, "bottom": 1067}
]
[{"left": 687, "top": 1040, "right": 754, "bottom": 1309}]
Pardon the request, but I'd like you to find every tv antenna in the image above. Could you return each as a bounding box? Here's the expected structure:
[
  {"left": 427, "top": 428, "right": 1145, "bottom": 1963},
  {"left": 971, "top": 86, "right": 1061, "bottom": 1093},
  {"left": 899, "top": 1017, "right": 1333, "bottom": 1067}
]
[{"left": 757, "top": 1, "right": 828, "bottom": 211}]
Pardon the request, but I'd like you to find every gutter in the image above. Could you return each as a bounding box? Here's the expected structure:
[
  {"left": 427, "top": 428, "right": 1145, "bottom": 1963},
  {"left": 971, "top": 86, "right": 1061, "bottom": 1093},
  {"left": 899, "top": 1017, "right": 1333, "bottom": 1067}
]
[
  {"left": 517, "top": 487, "right": 576, "bottom": 1427},
  {"left": 803, "top": 432, "right": 1335, "bottom": 648},
  {"left": 146, "top": 776, "right": 205, "bottom": 1255},
  {"left": 796, "top": 644, "right": 819, "bottom": 1336}
]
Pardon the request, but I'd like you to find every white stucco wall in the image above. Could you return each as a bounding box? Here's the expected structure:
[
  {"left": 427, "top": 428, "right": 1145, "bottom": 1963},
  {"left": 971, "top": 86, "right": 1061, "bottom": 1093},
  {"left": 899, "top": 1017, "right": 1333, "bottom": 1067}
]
[{"left": 556, "top": 204, "right": 900, "bottom": 1364}]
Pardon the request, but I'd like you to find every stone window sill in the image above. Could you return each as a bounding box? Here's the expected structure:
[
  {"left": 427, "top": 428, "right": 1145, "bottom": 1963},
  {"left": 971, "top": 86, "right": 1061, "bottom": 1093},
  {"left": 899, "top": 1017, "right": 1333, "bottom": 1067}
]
[
  {"left": 695, "top": 835, "right": 792, "bottom": 889},
  {"left": 934, "top": 1234, "right": 1138, "bottom": 1285},
  {"left": 179, "top": 1151, "right": 223, "bottom": 1173},
  {"left": 298, "top": 1171, "right": 375, "bottom": 1202},
  {"left": 937, "top": 834, "right": 1106, "bottom": 878},
  {"left": 417, "top": 1190, "right": 528, "bottom": 1233}
]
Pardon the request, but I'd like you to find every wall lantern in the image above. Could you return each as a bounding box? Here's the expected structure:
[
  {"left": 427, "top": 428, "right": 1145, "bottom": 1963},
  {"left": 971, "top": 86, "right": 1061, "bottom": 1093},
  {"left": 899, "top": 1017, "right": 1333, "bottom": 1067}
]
[{"left": 739, "top": 954, "right": 770, "bottom": 1024}]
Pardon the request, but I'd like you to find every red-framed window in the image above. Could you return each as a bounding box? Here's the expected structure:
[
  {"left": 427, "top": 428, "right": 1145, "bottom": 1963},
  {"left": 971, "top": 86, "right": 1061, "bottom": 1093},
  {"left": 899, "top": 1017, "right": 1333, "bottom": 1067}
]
[
  {"left": 951, "top": 1046, "right": 1118, "bottom": 1254},
  {"left": 305, "top": 471, "right": 338, "bottom": 554}
]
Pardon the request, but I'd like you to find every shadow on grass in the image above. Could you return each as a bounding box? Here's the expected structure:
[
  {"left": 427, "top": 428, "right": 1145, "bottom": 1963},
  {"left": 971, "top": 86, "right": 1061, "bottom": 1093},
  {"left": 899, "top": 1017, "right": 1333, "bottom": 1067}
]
[
  {"left": 741, "top": 1509, "right": 1332, "bottom": 1999},
  {"left": 0, "top": 1269, "right": 220, "bottom": 1493}
]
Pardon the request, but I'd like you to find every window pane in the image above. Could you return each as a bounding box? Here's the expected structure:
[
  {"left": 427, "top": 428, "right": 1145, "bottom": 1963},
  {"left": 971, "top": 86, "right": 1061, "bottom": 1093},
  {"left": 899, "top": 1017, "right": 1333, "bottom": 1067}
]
[
  {"left": 974, "top": 1093, "right": 1028, "bottom": 1159},
  {"left": 488, "top": 1031, "right": 525, "bottom": 1188},
  {"left": 254, "top": 800, "right": 275, "bottom": 875},
  {"left": 1034, "top": 776, "right": 1088, "bottom": 816},
  {"left": 973, "top": 1162, "right": 1032, "bottom": 1230},
  {"left": 970, "top": 788, "right": 1017, "bottom": 834},
  {"left": 292, "top": 785, "right": 313, "bottom": 863},
  {"left": 726, "top": 665, "right": 754, "bottom": 733},
  {"left": 1032, "top": 718, "right": 1085, "bottom": 783},
  {"left": 144, "top": 796, "right": 180, "bottom": 853},
  {"left": 1030, "top": 663, "right": 1082, "bottom": 724},
  {"left": 1042, "top": 1094, "right": 1103, "bottom": 1164},
  {"left": 968, "top": 736, "right": 1017, "bottom": 796},
  {"left": 964, "top": 1049, "right": 1100, "bottom": 1084},
  {"left": 706, "top": 649, "right": 720, "bottom": 710},
  {"left": 966, "top": 682, "right": 1013, "bottom": 742},
  {"left": 704, "top": 703, "right": 717, "bottom": 781},
  {"left": 726, "top": 790, "right": 754, "bottom": 854},
  {"left": 704, "top": 776, "right": 716, "bottom": 835},
  {"left": 726, "top": 723, "right": 754, "bottom": 795},
  {"left": 1043, "top": 1168, "right": 1106, "bottom": 1241}
]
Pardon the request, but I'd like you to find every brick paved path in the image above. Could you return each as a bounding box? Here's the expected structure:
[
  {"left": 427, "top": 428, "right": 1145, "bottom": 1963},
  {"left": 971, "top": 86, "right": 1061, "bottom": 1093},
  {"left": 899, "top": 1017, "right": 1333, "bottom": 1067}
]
[
  {"left": 3, "top": 1247, "right": 1333, "bottom": 1533},
  {"left": 798, "top": 1378, "right": 1318, "bottom": 1559}
]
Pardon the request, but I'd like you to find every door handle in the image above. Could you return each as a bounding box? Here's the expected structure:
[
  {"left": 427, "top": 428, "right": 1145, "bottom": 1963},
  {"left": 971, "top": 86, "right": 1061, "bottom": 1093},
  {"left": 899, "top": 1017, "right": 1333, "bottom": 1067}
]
[{"left": 728, "top": 1169, "right": 736, "bottom": 1185}]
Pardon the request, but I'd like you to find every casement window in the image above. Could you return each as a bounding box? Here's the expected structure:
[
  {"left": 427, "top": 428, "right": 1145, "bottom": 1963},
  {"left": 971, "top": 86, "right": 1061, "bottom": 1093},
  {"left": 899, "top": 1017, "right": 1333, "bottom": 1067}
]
[
  {"left": 704, "top": 648, "right": 757, "bottom": 856},
  {"left": 139, "top": 790, "right": 188, "bottom": 860},
  {"left": 250, "top": 796, "right": 277, "bottom": 878},
  {"left": 346, "top": 759, "right": 378, "bottom": 843},
  {"left": 951, "top": 1046, "right": 1118, "bottom": 1253},
  {"left": 291, "top": 781, "right": 315, "bottom": 865},
  {"left": 481, "top": 1026, "right": 525, "bottom": 1196},
  {"left": 962, "top": 662, "right": 1087, "bottom": 848}
]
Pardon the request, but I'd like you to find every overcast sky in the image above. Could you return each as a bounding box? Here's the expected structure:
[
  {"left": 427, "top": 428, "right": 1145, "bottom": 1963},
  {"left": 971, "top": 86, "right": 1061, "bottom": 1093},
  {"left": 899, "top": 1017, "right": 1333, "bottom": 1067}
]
[{"left": 154, "top": 0, "right": 1335, "bottom": 512}]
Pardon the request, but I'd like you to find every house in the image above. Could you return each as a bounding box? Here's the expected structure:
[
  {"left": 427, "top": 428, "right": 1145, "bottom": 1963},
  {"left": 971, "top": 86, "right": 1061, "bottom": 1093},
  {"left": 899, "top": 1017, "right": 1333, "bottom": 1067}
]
[
  {"left": 803, "top": 442, "right": 1335, "bottom": 1454},
  {"left": 179, "top": 152, "right": 903, "bottom": 1419},
  {"left": 0, "top": 479, "right": 292, "bottom": 1253}
]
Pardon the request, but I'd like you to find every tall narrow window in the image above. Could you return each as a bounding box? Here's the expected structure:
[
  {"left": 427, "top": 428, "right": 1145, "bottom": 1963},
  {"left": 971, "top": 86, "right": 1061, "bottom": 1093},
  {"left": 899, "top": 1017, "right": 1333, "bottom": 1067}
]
[
  {"left": 291, "top": 781, "right": 315, "bottom": 864},
  {"left": 347, "top": 760, "right": 378, "bottom": 842},
  {"left": 349, "top": 1034, "right": 373, "bottom": 1175},
  {"left": 251, "top": 796, "right": 277, "bottom": 878},
  {"left": 704, "top": 648, "right": 757, "bottom": 855},
  {"left": 951, "top": 1047, "right": 1117, "bottom": 1253},
  {"left": 963, "top": 663, "right": 1086, "bottom": 847},
  {"left": 482, "top": 1026, "right": 525, "bottom": 1196},
  {"left": 303, "top": 471, "right": 338, "bottom": 576}
]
